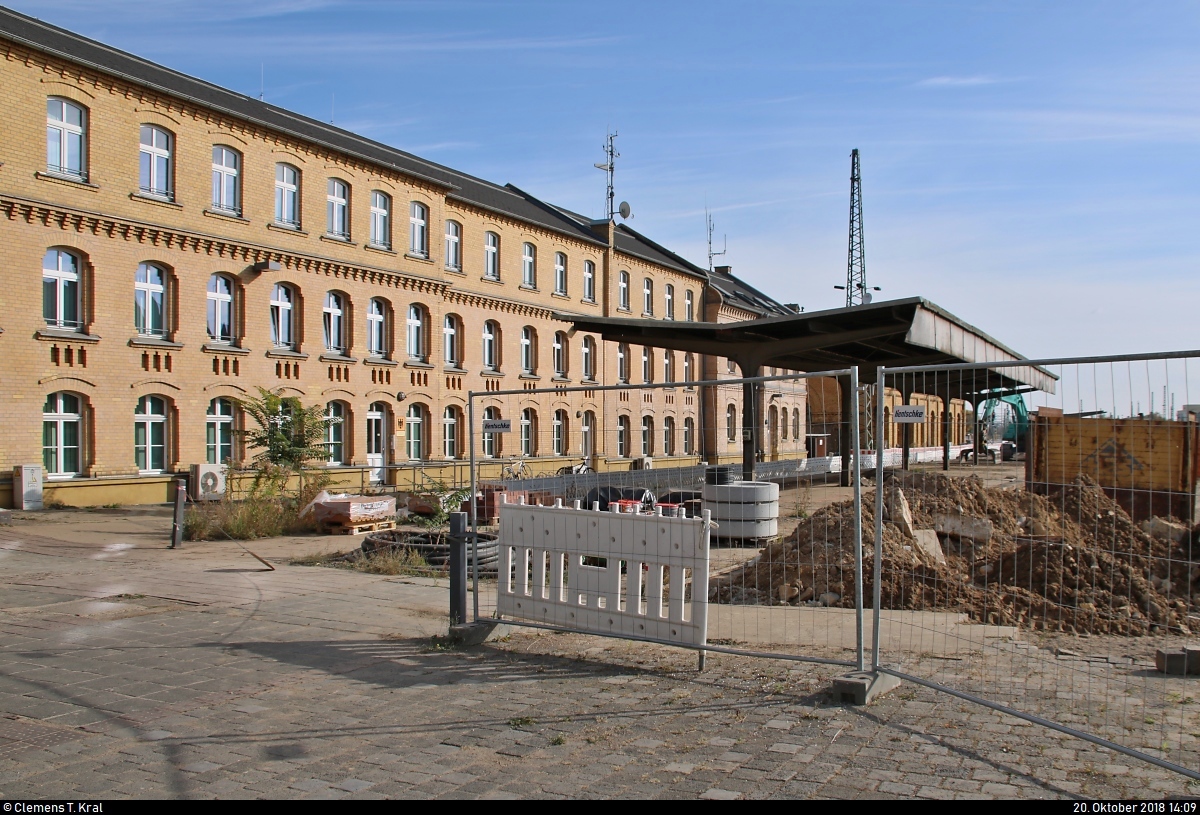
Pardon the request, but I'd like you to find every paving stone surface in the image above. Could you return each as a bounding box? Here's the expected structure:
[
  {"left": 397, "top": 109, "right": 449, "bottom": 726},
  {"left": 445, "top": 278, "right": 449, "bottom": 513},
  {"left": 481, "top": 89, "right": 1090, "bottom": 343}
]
[{"left": 0, "top": 513, "right": 1197, "bottom": 799}]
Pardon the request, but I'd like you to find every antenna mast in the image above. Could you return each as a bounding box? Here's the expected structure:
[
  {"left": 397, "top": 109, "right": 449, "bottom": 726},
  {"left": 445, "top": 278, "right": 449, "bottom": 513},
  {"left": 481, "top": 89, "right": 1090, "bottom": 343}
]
[
  {"left": 595, "top": 131, "right": 619, "bottom": 221},
  {"left": 706, "top": 207, "right": 726, "bottom": 272},
  {"left": 845, "top": 148, "right": 867, "bottom": 307}
]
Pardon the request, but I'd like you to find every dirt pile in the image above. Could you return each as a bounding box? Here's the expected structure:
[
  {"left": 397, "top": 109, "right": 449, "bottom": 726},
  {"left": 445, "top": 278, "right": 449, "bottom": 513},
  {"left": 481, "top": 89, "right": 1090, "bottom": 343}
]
[{"left": 708, "top": 472, "right": 1196, "bottom": 635}]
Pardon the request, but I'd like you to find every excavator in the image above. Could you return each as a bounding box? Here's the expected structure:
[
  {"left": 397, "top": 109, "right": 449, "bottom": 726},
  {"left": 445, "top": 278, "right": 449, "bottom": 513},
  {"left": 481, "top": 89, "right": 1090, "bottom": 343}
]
[{"left": 964, "top": 392, "right": 1030, "bottom": 462}]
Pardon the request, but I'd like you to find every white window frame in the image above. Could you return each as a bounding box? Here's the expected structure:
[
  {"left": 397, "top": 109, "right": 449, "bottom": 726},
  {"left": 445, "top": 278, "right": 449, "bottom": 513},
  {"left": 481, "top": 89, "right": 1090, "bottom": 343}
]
[
  {"left": 581, "top": 411, "right": 594, "bottom": 459},
  {"left": 443, "top": 315, "right": 459, "bottom": 366},
  {"left": 684, "top": 418, "right": 694, "bottom": 455},
  {"left": 134, "top": 263, "right": 167, "bottom": 338},
  {"left": 43, "top": 392, "right": 82, "bottom": 478},
  {"left": 406, "top": 304, "right": 425, "bottom": 360},
  {"left": 207, "top": 397, "right": 235, "bottom": 465},
  {"left": 484, "top": 232, "right": 500, "bottom": 279},
  {"left": 522, "top": 242, "right": 537, "bottom": 288},
  {"left": 275, "top": 164, "right": 300, "bottom": 227},
  {"left": 520, "top": 326, "right": 535, "bottom": 374},
  {"left": 327, "top": 179, "right": 350, "bottom": 239},
  {"left": 409, "top": 202, "right": 428, "bottom": 257},
  {"left": 43, "top": 248, "right": 81, "bottom": 331},
  {"left": 445, "top": 220, "right": 461, "bottom": 270},
  {"left": 367, "top": 298, "right": 387, "bottom": 357},
  {"left": 664, "top": 417, "right": 675, "bottom": 456},
  {"left": 520, "top": 408, "right": 535, "bottom": 456},
  {"left": 323, "top": 292, "right": 345, "bottom": 353},
  {"left": 47, "top": 98, "right": 86, "bottom": 180},
  {"left": 642, "top": 346, "right": 652, "bottom": 383},
  {"left": 665, "top": 284, "right": 674, "bottom": 320},
  {"left": 482, "top": 407, "right": 499, "bottom": 458},
  {"left": 443, "top": 406, "right": 459, "bottom": 459},
  {"left": 483, "top": 321, "right": 499, "bottom": 370},
  {"left": 685, "top": 290, "right": 694, "bottom": 321},
  {"left": 405, "top": 404, "right": 424, "bottom": 460},
  {"left": 134, "top": 395, "right": 168, "bottom": 474},
  {"left": 270, "top": 283, "right": 294, "bottom": 349},
  {"left": 370, "top": 191, "right": 391, "bottom": 248},
  {"left": 212, "top": 146, "right": 240, "bottom": 214},
  {"left": 552, "top": 410, "right": 566, "bottom": 456},
  {"left": 554, "top": 252, "right": 567, "bottom": 295},
  {"left": 207, "top": 274, "right": 234, "bottom": 344},
  {"left": 139, "top": 125, "right": 173, "bottom": 199},
  {"left": 582, "top": 337, "right": 594, "bottom": 380},
  {"left": 617, "top": 343, "right": 628, "bottom": 383},
  {"left": 583, "top": 260, "right": 595, "bottom": 302},
  {"left": 663, "top": 350, "right": 673, "bottom": 384},
  {"left": 727, "top": 404, "right": 737, "bottom": 442},
  {"left": 643, "top": 278, "right": 653, "bottom": 315},
  {"left": 617, "top": 416, "right": 629, "bottom": 457},
  {"left": 552, "top": 332, "right": 566, "bottom": 377},
  {"left": 683, "top": 354, "right": 692, "bottom": 385},
  {"left": 641, "top": 415, "right": 653, "bottom": 456},
  {"left": 618, "top": 271, "right": 629, "bottom": 310},
  {"left": 325, "top": 401, "right": 345, "bottom": 464}
]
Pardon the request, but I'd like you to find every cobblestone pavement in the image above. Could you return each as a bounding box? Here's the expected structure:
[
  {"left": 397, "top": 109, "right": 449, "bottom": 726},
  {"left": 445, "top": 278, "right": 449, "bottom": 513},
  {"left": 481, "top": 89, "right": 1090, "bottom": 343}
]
[{"left": 0, "top": 511, "right": 1196, "bottom": 799}]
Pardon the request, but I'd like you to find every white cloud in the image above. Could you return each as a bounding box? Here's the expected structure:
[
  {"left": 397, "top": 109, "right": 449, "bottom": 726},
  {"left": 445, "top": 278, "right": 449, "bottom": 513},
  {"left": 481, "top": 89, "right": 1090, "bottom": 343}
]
[{"left": 914, "top": 75, "right": 1009, "bottom": 88}]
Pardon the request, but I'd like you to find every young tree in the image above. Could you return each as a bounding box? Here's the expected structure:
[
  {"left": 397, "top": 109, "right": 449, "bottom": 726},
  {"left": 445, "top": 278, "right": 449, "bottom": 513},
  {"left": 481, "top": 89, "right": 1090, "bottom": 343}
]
[{"left": 236, "top": 388, "right": 336, "bottom": 493}]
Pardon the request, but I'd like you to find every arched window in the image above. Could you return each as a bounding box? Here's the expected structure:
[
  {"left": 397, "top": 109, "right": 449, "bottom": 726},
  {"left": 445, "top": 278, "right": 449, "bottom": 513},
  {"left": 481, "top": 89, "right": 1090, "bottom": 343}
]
[
  {"left": 43, "top": 392, "right": 82, "bottom": 477},
  {"left": 212, "top": 146, "right": 240, "bottom": 214},
  {"left": 617, "top": 343, "right": 629, "bottom": 383},
  {"left": 482, "top": 406, "right": 501, "bottom": 458},
  {"left": 727, "top": 404, "right": 737, "bottom": 442},
  {"left": 406, "top": 304, "right": 425, "bottom": 360},
  {"left": 582, "top": 336, "right": 595, "bottom": 380},
  {"left": 642, "top": 278, "right": 653, "bottom": 315},
  {"left": 134, "top": 395, "right": 168, "bottom": 473},
  {"left": 410, "top": 202, "right": 428, "bottom": 256},
  {"left": 781, "top": 408, "right": 789, "bottom": 440},
  {"left": 520, "top": 408, "right": 536, "bottom": 456},
  {"left": 617, "top": 416, "right": 630, "bottom": 458},
  {"left": 554, "top": 252, "right": 567, "bottom": 294},
  {"left": 665, "top": 284, "right": 675, "bottom": 319},
  {"left": 405, "top": 404, "right": 425, "bottom": 460},
  {"left": 663, "top": 350, "right": 673, "bottom": 384},
  {"left": 445, "top": 221, "right": 461, "bottom": 270},
  {"left": 275, "top": 164, "right": 300, "bottom": 227},
  {"left": 793, "top": 409, "right": 801, "bottom": 440},
  {"left": 683, "top": 354, "right": 693, "bottom": 385},
  {"left": 370, "top": 191, "right": 391, "bottom": 248},
  {"left": 552, "top": 409, "right": 567, "bottom": 456},
  {"left": 520, "top": 326, "right": 536, "bottom": 374},
  {"left": 134, "top": 263, "right": 167, "bottom": 338},
  {"left": 683, "top": 417, "right": 695, "bottom": 455},
  {"left": 443, "top": 406, "right": 460, "bottom": 459},
  {"left": 522, "top": 242, "right": 537, "bottom": 287},
  {"left": 43, "top": 248, "right": 81, "bottom": 330},
  {"left": 139, "top": 125, "right": 173, "bottom": 199},
  {"left": 206, "top": 398, "right": 235, "bottom": 465},
  {"left": 663, "top": 416, "right": 675, "bottom": 456},
  {"left": 482, "top": 321, "right": 500, "bottom": 370},
  {"left": 367, "top": 298, "right": 387, "bottom": 357},
  {"left": 618, "top": 271, "right": 630, "bottom": 310},
  {"left": 484, "top": 232, "right": 500, "bottom": 279},
  {"left": 582, "top": 411, "right": 595, "bottom": 459},
  {"left": 553, "top": 331, "right": 567, "bottom": 377},
  {"left": 207, "top": 274, "right": 235, "bottom": 344},
  {"left": 641, "top": 347, "right": 652, "bottom": 383},
  {"left": 323, "top": 292, "right": 345, "bottom": 353},
  {"left": 685, "top": 290, "right": 695, "bottom": 321},
  {"left": 641, "top": 416, "right": 653, "bottom": 456},
  {"left": 583, "top": 260, "right": 596, "bottom": 302},
  {"left": 327, "top": 179, "right": 350, "bottom": 238},
  {"left": 47, "top": 98, "right": 87, "bottom": 179},
  {"left": 325, "top": 402, "right": 345, "bottom": 464},
  {"left": 443, "top": 314, "right": 460, "bottom": 366},
  {"left": 269, "top": 284, "right": 295, "bottom": 349}
]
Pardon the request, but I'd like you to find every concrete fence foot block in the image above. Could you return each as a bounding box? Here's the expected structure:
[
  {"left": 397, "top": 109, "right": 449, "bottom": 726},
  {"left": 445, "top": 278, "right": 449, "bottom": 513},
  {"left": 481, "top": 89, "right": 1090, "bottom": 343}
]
[
  {"left": 832, "top": 670, "right": 903, "bottom": 705},
  {"left": 448, "top": 620, "right": 513, "bottom": 646}
]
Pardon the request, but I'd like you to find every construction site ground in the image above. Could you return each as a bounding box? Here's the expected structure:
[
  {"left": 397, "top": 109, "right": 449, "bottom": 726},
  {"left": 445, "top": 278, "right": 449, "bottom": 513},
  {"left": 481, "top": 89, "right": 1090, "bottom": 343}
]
[{"left": 1, "top": 498, "right": 1197, "bottom": 799}]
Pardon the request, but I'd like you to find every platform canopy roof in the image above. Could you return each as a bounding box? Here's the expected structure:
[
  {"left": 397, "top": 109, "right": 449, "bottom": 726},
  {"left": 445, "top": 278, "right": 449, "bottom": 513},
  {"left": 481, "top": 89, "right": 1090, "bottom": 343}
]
[{"left": 556, "top": 296, "right": 1057, "bottom": 399}]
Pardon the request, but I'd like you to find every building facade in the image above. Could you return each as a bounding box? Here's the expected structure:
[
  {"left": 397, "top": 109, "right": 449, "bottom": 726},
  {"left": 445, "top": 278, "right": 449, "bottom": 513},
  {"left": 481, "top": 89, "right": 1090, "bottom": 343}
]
[{"left": 0, "top": 9, "right": 809, "bottom": 507}]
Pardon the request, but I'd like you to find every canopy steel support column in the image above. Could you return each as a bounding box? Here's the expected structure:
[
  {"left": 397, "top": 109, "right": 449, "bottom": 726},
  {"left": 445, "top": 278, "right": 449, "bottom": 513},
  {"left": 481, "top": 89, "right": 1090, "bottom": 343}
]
[
  {"left": 742, "top": 378, "right": 758, "bottom": 481},
  {"left": 942, "top": 384, "right": 952, "bottom": 471},
  {"left": 901, "top": 383, "right": 913, "bottom": 471},
  {"left": 840, "top": 374, "right": 853, "bottom": 487}
]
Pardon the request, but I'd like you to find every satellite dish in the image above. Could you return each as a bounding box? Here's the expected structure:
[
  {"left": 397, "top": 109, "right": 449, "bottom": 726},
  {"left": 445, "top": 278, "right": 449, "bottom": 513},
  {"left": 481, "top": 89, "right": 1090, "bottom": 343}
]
[
  {"left": 594, "top": 162, "right": 611, "bottom": 171},
  {"left": 863, "top": 292, "right": 873, "bottom": 304},
  {"left": 618, "top": 201, "right": 631, "bottom": 219}
]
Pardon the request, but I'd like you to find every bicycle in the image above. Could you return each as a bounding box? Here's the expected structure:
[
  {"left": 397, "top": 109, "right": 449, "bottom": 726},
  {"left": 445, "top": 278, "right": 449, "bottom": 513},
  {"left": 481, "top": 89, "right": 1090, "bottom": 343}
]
[{"left": 500, "top": 458, "right": 531, "bottom": 480}]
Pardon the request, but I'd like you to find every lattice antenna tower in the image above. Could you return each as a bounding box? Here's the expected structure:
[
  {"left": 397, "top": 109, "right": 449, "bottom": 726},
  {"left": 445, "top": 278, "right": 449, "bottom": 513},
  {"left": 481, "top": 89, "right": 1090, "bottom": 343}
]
[
  {"left": 595, "top": 131, "right": 619, "bottom": 221},
  {"left": 706, "top": 207, "right": 726, "bottom": 273},
  {"left": 835, "top": 149, "right": 877, "bottom": 307}
]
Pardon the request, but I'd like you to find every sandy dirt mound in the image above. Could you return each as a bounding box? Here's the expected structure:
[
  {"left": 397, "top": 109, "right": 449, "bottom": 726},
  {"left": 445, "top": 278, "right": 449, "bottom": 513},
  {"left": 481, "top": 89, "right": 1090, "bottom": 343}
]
[{"left": 709, "top": 472, "right": 1195, "bottom": 635}]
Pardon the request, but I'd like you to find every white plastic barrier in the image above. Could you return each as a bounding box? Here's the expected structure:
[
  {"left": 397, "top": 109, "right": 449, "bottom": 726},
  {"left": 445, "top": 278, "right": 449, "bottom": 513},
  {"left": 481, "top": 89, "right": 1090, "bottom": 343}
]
[{"left": 496, "top": 498, "right": 711, "bottom": 647}]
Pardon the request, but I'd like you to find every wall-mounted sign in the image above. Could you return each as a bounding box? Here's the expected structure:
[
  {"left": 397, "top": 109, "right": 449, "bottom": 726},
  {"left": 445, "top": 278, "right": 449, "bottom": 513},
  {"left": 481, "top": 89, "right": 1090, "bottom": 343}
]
[
  {"left": 893, "top": 405, "right": 927, "bottom": 424},
  {"left": 482, "top": 419, "right": 512, "bottom": 433}
]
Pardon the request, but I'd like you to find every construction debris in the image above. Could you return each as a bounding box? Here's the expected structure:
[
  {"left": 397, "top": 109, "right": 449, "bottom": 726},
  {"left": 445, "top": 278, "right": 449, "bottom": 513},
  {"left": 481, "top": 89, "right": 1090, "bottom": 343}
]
[{"left": 709, "top": 471, "right": 1196, "bottom": 636}]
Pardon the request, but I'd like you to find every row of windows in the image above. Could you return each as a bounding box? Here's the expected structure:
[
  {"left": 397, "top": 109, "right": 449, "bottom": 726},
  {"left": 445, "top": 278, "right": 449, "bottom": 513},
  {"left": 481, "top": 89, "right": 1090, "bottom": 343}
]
[
  {"left": 46, "top": 97, "right": 697, "bottom": 309},
  {"left": 721, "top": 404, "right": 804, "bottom": 442},
  {"left": 41, "top": 391, "right": 700, "bottom": 478},
  {"left": 615, "top": 272, "right": 694, "bottom": 320}
]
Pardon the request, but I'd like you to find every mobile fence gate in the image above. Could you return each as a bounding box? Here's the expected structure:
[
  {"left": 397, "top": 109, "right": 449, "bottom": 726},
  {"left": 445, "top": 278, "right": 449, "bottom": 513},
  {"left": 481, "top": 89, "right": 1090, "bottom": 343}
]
[{"left": 465, "top": 355, "right": 1200, "bottom": 779}]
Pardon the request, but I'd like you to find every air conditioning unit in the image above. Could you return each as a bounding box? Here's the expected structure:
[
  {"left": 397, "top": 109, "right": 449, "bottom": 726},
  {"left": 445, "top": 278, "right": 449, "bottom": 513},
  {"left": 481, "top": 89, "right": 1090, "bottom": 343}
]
[
  {"left": 190, "top": 464, "right": 227, "bottom": 501},
  {"left": 631, "top": 456, "right": 653, "bottom": 471}
]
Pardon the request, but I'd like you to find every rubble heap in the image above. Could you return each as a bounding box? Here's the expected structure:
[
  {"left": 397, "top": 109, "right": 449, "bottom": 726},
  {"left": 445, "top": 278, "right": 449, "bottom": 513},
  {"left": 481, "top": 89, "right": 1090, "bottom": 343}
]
[{"left": 708, "top": 472, "right": 1196, "bottom": 635}]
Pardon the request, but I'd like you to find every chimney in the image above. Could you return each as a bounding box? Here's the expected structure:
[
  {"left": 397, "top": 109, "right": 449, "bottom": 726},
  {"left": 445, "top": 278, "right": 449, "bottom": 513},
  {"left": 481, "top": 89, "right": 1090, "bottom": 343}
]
[
  {"left": 713, "top": 265, "right": 732, "bottom": 276},
  {"left": 784, "top": 303, "right": 800, "bottom": 313}
]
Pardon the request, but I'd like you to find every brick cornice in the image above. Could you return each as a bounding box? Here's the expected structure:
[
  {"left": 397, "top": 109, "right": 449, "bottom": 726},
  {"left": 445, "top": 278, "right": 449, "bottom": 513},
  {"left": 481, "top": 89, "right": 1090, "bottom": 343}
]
[
  {"left": 443, "top": 287, "right": 558, "bottom": 321},
  {"left": 1, "top": 194, "right": 448, "bottom": 296}
]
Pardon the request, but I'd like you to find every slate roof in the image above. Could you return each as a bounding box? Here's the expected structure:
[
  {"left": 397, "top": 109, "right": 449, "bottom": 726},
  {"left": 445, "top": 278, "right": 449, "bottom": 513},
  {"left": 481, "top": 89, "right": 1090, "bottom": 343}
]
[{"left": 0, "top": 4, "right": 789, "bottom": 315}]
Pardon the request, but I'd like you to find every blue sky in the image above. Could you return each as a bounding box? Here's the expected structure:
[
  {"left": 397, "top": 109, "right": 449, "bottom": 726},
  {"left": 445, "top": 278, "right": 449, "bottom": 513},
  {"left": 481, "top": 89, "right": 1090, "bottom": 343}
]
[{"left": 14, "top": 0, "right": 1200, "bottom": 356}]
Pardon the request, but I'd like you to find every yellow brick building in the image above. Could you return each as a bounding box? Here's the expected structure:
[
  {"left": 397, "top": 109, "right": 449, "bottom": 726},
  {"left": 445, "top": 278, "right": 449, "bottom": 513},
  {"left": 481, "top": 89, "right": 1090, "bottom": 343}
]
[{"left": 0, "top": 8, "right": 806, "bottom": 507}]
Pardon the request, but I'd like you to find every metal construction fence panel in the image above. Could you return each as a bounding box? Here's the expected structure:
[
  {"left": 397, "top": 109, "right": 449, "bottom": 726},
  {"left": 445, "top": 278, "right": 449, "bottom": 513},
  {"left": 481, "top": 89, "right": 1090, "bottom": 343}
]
[
  {"left": 468, "top": 370, "right": 868, "bottom": 668},
  {"left": 872, "top": 350, "right": 1200, "bottom": 779}
]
